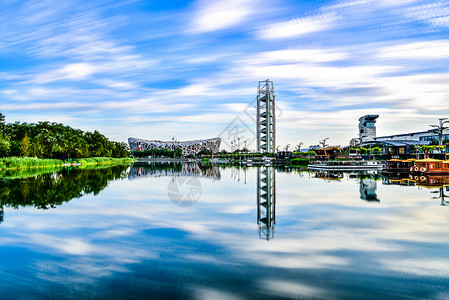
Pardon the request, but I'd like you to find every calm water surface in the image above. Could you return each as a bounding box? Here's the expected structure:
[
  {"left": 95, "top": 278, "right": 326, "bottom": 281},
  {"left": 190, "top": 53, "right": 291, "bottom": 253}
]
[{"left": 1, "top": 162, "right": 449, "bottom": 299}]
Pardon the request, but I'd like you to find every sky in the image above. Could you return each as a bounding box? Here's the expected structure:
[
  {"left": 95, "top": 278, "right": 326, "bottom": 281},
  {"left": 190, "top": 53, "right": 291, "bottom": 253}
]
[{"left": 1, "top": 0, "right": 449, "bottom": 150}]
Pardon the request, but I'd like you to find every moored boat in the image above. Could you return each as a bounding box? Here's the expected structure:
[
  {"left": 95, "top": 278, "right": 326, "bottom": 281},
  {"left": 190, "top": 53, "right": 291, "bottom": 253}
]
[
  {"left": 308, "top": 160, "right": 385, "bottom": 171},
  {"left": 385, "top": 159, "right": 415, "bottom": 174},
  {"left": 411, "top": 158, "right": 449, "bottom": 174}
]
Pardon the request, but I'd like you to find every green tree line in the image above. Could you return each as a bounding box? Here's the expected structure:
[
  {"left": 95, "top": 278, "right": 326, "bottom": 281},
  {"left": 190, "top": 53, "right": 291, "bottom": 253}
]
[{"left": 0, "top": 112, "right": 129, "bottom": 158}]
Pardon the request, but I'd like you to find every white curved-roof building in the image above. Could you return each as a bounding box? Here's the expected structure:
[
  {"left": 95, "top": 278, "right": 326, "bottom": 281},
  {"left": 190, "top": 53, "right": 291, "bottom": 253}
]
[{"left": 128, "top": 137, "right": 221, "bottom": 156}]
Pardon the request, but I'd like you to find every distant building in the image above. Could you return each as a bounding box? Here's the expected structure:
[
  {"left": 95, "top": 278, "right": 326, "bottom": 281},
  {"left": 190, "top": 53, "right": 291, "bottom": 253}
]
[
  {"left": 357, "top": 114, "right": 449, "bottom": 147},
  {"left": 128, "top": 137, "right": 221, "bottom": 156},
  {"left": 359, "top": 115, "right": 379, "bottom": 144},
  {"left": 314, "top": 146, "right": 342, "bottom": 160},
  {"left": 349, "top": 138, "right": 360, "bottom": 147},
  {"left": 370, "top": 130, "right": 449, "bottom": 143}
]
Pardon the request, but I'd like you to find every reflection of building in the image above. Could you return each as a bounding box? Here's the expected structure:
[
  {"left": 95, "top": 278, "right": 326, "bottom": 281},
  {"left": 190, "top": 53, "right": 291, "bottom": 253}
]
[
  {"left": 257, "top": 167, "right": 276, "bottom": 240},
  {"left": 128, "top": 162, "right": 221, "bottom": 180},
  {"left": 360, "top": 178, "right": 380, "bottom": 202},
  {"left": 128, "top": 137, "right": 221, "bottom": 156},
  {"left": 256, "top": 79, "right": 276, "bottom": 153},
  {"left": 435, "top": 187, "right": 449, "bottom": 206}
]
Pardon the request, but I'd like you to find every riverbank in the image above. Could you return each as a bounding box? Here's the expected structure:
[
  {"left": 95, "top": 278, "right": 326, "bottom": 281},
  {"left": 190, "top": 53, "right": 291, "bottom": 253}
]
[{"left": 0, "top": 157, "right": 135, "bottom": 170}]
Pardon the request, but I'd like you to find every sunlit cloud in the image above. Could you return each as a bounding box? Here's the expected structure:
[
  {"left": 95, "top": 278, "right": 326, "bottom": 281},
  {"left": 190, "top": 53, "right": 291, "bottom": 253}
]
[
  {"left": 257, "top": 13, "right": 340, "bottom": 39},
  {"left": 189, "top": 0, "right": 259, "bottom": 33},
  {"left": 376, "top": 40, "right": 449, "bottom": 59}
]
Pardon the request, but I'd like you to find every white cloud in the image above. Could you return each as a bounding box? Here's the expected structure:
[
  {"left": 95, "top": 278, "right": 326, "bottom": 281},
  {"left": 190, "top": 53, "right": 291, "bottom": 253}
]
[
  {"left": 189, "top": 0, "right": 259, "bottom": 33},
  {"left": 247, "top": 49, "right": 347, "bottom": 64},
  {"left": 405, "top": 2, "right": 449, "bottom": 25},
  {"left": 61, "top": 63, "right": 96, "bottom": 79},
  {"left": 257, "top": 13, "right": 340, "bottom": 39},
  {"left": 376, "top": 40, "right": 449, "bottom": 59}
]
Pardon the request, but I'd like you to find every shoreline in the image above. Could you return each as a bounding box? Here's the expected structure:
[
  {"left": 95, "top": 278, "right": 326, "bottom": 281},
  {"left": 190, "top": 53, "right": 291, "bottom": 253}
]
[{"left": 0, "top": 157, "right": 135, "bottom": 171}]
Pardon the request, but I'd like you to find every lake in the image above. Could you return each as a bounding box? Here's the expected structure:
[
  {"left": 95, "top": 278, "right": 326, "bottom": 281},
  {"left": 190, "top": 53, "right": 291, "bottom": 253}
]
[{"left": 1, "top": 162, "right": 448, "bottom": 299}]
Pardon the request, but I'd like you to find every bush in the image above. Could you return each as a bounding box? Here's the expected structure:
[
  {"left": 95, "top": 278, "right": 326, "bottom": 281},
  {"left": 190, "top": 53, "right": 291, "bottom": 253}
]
[{"left": 290, "top": 158, "right": 309, "bottom": 166}]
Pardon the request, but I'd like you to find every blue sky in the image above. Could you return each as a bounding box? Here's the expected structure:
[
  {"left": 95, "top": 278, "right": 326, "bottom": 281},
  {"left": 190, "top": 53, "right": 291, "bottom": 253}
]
[{"left": 1, "top": 0, "right": 449, "bottom": 150}]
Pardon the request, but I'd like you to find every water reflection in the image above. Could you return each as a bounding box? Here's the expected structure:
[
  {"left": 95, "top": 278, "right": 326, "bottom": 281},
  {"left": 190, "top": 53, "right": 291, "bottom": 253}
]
[
  {"left": 2, "top": 163, "right": 449, "bottom": 299},
  {"left": 0, "top": 165, "right": 129, "bottom": 223},
  {"left": 433, "top": 187, "right": 449, "bottom": 206},
  {"left": 257, "top": 167, "right": 276, "bottom": 240},
  {"left": 359, "top": 178, "right": 380, "bottom": 202},
  {"left": 314, "top": 171, "right": 343, "bottom": 182},
  {"left": 128, "top": 162, "right": 221, "bottom": 180}
]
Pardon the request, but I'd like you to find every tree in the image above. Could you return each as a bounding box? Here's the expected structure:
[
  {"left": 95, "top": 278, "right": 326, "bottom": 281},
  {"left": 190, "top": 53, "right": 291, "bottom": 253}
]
[
  {"left": 174, "top": 147, "right": 183, "bottom": 158},
  {"left": 0, "top": 112, "right": 5, "bottom": 134},
  {"left": 20, "top": 132, "right": 31, "bottom": 157},
  {"left": 0, "top": 136, "right": 10, "bottom": 157}
]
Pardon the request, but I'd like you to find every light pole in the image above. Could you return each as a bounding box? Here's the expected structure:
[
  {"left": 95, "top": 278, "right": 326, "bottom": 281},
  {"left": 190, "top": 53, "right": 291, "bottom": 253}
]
[
  {"left": 429, "top": 118, "right": 449, "bottom": 146},
  {"left": 172, "top": 137, "right": 176, "bottom": 158}
]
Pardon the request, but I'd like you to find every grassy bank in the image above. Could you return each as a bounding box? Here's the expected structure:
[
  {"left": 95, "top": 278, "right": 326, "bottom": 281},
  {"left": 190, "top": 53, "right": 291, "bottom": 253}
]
[
  {"left": 0, "top": 157, "right": 64, "bottom": 170},
  {"left": 76, "top": 157, "right": 135, "bottom": 165},
  {"left": 0, "top": 157, "right": 135, "bottom": 170}
]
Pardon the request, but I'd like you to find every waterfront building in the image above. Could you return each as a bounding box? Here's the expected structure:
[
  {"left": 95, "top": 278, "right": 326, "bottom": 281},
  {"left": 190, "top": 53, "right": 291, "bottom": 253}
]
[
  {"left": 359, "top": 115, "right": 379, "bottom": 144},
  {"left": 128, "top": 137, "right": 221, "bottom": 156},
  {"left": 349, "top": 138, "right": 360, "bottom": 147},
  {"left": 354, "top": 115, "right": 449, "bottom": 158},
  {"left": 370, "top": 129, "right": 449, "bottom": 144},
  {"left": 314, "top": 146, "right": 342, "bottom": 160}
]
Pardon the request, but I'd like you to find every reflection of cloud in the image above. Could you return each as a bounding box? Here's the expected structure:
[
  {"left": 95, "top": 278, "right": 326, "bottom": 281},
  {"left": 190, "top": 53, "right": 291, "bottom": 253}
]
[
  {"left": 380, "top": 259, "right": 449, "bottom": 277},
  {"left": 2, "top": 165, "right": 449, "bottom": 297},
  {"left": 260, "top": 279, "right": 328, "bottom": 298},
  {"left": 191, "top": 286, "right": 243, "bottom": 300}
]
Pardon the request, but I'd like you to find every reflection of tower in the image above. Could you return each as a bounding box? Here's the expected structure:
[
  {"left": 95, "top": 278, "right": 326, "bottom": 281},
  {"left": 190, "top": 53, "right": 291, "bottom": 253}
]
[
  {"left": 432, "top": 187, "right": 449, "bottom": 206},
  {"left": 359, "top": 178, "right": 380, "bottom": 202},
  {"left": 256, "top": 79, "right": 276, "bottom": 153},
  {"left": 257, "top": 167, "right": 276, "bottom": 240}
]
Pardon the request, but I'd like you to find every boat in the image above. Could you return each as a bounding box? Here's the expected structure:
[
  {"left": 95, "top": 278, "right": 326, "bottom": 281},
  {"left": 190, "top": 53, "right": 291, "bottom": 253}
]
[
  {"left": 307, "top": 160, "right": 385, "bottom": 171},
  {"left": 411, "top": 158, "right": 449, "bottom": 174},
  {"left": 384, "top": 159, "right": 415, "bottom": 174}
]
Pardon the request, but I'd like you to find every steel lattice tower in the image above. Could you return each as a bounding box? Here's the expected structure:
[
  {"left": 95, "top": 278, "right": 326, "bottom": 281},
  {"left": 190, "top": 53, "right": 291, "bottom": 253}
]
[{"left": 256, "top": 79, "right": 276, "bottom": 153}]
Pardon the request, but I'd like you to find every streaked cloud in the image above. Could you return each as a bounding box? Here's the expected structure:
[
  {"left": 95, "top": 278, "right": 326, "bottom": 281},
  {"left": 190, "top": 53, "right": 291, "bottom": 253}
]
[
  {"left": 257, "top": 13, "right": 340, "bottom": 40},
  {"left": 0, "top": 0, "right": 448, "bottom": 148},
  {"left": 189, "top": 0, "right": 259, "bottom": 33},
  {"left": 376, "top": 40, "right": 449, "bottom": 59}
]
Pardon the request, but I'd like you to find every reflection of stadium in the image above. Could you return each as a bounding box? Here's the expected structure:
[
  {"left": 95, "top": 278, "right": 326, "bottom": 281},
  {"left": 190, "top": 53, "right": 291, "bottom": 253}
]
[
  {"left": 128, "top": 162, "right": 221, "bottom": 180},
  {"left": 128, "top": 137, "right": 220, "bottom": 156}
]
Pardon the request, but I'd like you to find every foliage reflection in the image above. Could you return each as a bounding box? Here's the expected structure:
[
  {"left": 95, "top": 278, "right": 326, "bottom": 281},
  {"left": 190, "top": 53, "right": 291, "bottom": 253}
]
[{"left": 0, "top": 165, "right": 130, "bottom": 223}]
